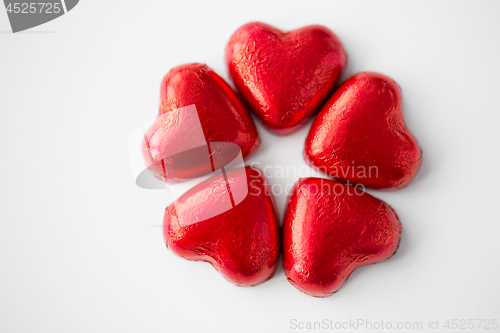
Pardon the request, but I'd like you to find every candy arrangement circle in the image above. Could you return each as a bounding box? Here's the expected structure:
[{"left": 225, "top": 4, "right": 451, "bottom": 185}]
[{"left": 142, "top": 22, "right": 422, "bottom": 297}]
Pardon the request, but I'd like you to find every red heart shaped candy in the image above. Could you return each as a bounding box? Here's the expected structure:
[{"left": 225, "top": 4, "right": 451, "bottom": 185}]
[
  {"left": 305, "top": 72, "right": 422, "bottom": 190},
  {"left": 283, "top": 177, "right": 402, "bottom": 297},
  {"left": 142, "top": 63, "right": 259, "bottom": 182},
  {"left": 226, "top": 22, "right": 347, "bottom": 135},
  {"left": 164, "top": 166, "right": 280, "bottom": 287}
]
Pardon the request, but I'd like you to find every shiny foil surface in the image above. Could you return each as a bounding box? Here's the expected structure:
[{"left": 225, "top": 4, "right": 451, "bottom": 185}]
[
  {"left": 164, "top": 166, "right": 280, "bottom": 287},
  {"left": 304, "top": 72, "right": 422, "bottom": 190},
  {"left": 283, "top": 178, "right": 402, "bottom": 297},
  {"left": 226, "top": 22, "right": 347, "bottom": 135},
  {"left": 142, "top": 63, "right": 260, "bottom": 182}
]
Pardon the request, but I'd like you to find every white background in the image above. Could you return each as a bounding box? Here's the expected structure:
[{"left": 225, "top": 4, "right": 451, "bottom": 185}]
[{"left": 1, "top": 1, "right": 499, "bottom": 332}]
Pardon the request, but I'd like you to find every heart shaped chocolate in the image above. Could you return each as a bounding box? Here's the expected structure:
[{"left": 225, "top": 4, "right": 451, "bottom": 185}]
[
  {"left": 164, "top": 166, "right": 280, "bottom": 287},
  {"left": 283, "top": 177, "right": 402, "bottom": 297},
  {"left": 226, "top": 22, "right": 347, "bottom": 135},
  {"left": 304, "top": 72, "right": 422, "bottom": 189},
  {"left": 142, "top": 63, "right": 260, "bottom": 182}
]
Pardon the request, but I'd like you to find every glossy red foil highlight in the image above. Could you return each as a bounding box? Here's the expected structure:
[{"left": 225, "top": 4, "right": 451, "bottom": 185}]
[
  {"left": 283, "top": 177, "right": 402, "bottom": 297},
  {"left": 226, "top": 22, "right": 347, "bottom": 135},
  {"left": 305, "top": 72, "right": 422, "bottom": 190},
  {"left": 164, "top": 167, "right": 280, "bottom": 287}
]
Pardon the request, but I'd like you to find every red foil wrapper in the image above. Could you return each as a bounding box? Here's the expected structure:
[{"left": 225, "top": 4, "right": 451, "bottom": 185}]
[
  {"left": 305, "top": 72, "right": 422, "bottom": 190},
  {"left": 142, "top": 63, "right": 260, "bottom": 182},
  {"left": 164, "top": 166, "right": 280, "bottom": 287},
  {"left": 283, "top": 177, "right": 402, "bottom": 297},
  {"left": 226, "top": 22, "right": 347, "bottom": 135}
]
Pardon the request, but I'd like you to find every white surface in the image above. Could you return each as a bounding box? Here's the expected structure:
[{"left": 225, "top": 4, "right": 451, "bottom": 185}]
[{"left": 1, "top": 1, "right": 499, "bottom": 332}]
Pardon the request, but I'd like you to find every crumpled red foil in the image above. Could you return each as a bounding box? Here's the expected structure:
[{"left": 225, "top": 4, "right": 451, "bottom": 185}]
[
  {"left": 142, "top": 63, "right": 259, "bottom": 182},
  {"left": 283, "top": 177, "right": 402, "bottom": 297},
  {"left": 305, "top": 72, "right": 422, "bottom": 190},
  {"left": 226, "top": 22, "right": 347, "bottom": 135},
  {"left": 164, "top": 166, "right": 280, "bottom": 287}
]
